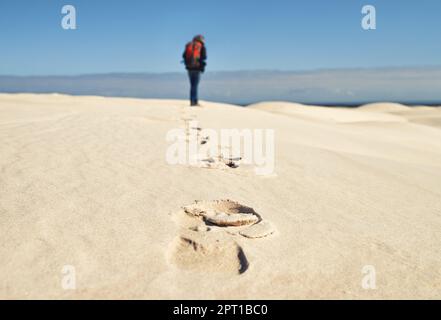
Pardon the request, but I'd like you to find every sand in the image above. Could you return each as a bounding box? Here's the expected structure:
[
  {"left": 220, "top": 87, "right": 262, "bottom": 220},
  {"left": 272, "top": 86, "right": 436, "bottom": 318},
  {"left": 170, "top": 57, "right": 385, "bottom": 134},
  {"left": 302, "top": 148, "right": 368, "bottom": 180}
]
[{"left": 0, "top": 93, "right": 440, "bottom": 299}]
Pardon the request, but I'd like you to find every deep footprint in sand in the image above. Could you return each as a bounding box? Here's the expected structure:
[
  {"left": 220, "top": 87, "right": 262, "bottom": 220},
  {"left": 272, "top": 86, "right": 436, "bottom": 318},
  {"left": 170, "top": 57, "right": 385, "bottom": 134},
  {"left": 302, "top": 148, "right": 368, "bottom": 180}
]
[
  {"left": 169, "top": 200, "right": 275, "bottom": 275},
  {"left": 182, "top": 200, "right": 276, "bottom": 237},
  {"left": 183, "top": 199, "right": 276, "bottom": 238},
  {"left": 170, "top": 230, "right": 249, "bottom": 275}
]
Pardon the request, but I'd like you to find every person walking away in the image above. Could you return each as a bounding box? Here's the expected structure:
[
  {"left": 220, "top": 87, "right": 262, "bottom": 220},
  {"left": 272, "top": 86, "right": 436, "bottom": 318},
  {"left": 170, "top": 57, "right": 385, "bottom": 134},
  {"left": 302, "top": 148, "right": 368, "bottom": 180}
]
[{"left": 183, "top": 35, "right": 207, "bottom": 106}]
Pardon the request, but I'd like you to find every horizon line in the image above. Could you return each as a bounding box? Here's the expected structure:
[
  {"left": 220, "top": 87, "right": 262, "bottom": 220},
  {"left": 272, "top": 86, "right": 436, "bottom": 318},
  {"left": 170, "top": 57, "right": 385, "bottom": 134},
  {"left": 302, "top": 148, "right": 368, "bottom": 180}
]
[{"left": 2, "top": 65, "right": 441, "bottom": 78}]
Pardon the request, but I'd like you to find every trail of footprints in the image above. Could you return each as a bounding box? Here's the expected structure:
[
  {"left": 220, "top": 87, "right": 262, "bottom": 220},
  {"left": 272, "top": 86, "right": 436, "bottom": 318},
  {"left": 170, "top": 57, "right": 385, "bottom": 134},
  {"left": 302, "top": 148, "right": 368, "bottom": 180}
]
[
  {"left": 169, "top": 107, "right": 275, "bottom": 275},
  {"left": 169, "top": 199, "right": 275, "bottom": 275},
  {"left": 180, "top": 106, "right": 243, "bottom": 171}
]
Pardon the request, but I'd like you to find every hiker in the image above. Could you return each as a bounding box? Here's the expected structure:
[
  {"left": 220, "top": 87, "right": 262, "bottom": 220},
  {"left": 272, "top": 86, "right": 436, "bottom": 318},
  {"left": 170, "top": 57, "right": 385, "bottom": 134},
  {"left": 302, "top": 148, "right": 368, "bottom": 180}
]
[{"left": 182, "top": 35, "right": 207, "bottom": 106}]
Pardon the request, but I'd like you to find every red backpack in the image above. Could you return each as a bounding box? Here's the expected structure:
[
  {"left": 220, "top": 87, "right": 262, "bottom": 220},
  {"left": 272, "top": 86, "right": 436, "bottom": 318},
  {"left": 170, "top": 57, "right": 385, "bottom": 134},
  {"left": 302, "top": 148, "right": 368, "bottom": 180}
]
[{"left": 185, "top": 41, "right": 203, "bottom": 69}]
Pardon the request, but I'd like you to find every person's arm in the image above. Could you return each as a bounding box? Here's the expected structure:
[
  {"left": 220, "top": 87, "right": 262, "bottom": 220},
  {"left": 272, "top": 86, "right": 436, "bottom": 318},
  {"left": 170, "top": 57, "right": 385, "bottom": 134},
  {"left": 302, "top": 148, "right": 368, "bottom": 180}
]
[
  {"left": 201, "top": 46, "right": 207, "bottom": 62},
  {"left": 200, "top": 46, "right": 207, "bottom": 72}
]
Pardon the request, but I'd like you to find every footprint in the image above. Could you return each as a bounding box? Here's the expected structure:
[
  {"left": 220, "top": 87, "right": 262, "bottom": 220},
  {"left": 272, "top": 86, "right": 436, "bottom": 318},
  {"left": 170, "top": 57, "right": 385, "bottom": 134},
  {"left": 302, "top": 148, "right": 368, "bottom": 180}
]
[
  {"left": 200, "top": 136, "right": 209, "bottom": 145},
  {"left": 225, "top": 161, "right": 239, "bottom": 169},
  {"left": 183, "top": 199, "right": 261, "bottom": 226},
  {"left": 219, "top": 154, "right": 241, "bottom": 169},
  {"left": 169, "top": 230, "right": 249, "bottom": 275},
  {"left": 176, "top": 117, "right": 246, "bottom": 173},
  {"left": 197, "top": 157, "right": 240, "bottom": 170},
  {"left": 168, "top": 200, "right": 276, "bottom": 275},
  {"left": 182, "top": 200, "right": 276, "bottom": 239}
]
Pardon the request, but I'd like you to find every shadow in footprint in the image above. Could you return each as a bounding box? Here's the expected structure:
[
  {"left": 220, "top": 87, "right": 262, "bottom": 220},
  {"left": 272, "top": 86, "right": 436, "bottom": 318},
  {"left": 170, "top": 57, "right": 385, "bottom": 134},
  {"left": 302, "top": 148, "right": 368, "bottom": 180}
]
[
  {"left": 237, "top": 247, "right": 249, "bottom": 274},
  {"left": 200, "top": 136, "right": 209, "bottom": 145},
  {"left": 225, "top": 161, "right": 239, "bottom": 169}
]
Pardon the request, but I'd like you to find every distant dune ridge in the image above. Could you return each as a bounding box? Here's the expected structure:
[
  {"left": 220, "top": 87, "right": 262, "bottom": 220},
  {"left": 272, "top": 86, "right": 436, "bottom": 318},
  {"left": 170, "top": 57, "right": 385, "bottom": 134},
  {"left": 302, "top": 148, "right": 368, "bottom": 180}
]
[{"left": 0, "top": 93, "right": 440, "bottom": 299}]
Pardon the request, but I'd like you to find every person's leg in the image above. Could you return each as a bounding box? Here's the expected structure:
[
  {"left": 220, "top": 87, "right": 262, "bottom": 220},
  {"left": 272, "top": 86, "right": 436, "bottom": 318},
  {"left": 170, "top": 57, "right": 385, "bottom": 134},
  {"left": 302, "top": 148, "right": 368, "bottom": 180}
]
[
  {"left": 188, "top": 70, "right": 200, "bottom": 106},
  {"left": 188, "top": 71, "right": 194, "bottom": 105},
  {"left": 188, "top": 71, "right": 196, "bottom": 106},
  {"left": 192, "top": 71, "right": 200, "bottom": 105}
]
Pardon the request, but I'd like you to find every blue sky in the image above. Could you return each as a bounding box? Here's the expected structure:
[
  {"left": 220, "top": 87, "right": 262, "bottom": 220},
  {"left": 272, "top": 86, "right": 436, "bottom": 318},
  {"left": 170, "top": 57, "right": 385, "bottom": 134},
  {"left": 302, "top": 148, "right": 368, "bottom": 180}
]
[{"left": 0, "top": 0, "right": 440, "bottom": 75}]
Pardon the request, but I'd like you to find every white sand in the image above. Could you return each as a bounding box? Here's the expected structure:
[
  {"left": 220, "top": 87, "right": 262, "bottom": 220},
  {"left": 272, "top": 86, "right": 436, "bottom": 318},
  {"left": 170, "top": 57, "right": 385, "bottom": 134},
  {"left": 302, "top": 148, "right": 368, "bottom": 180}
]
[{"left": 0, "top": 93, "right": 440, "bottom": 299}]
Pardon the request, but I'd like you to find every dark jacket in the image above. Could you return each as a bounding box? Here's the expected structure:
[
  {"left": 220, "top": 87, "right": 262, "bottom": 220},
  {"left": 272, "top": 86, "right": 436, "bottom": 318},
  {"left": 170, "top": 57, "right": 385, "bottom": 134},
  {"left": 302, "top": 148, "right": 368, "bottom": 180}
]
[{"left": 183, "top": 41, "right": 207, "bottom": 72}]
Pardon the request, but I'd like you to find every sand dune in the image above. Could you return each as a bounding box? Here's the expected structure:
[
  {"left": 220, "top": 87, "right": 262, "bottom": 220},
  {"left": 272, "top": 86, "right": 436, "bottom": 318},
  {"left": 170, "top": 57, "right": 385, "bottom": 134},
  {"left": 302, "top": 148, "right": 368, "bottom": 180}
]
[
  {"left": 359, "top": 102, "right": 441, "bottom": 128},
  {"left": 0, "top": 94, "right": 440, "bottom": 299},
  {"left": 358, "top": 102, "right": 411, "bottom": 113},
  {"left": 249, "top": 101, "right": 407, "bottom": 123}
]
